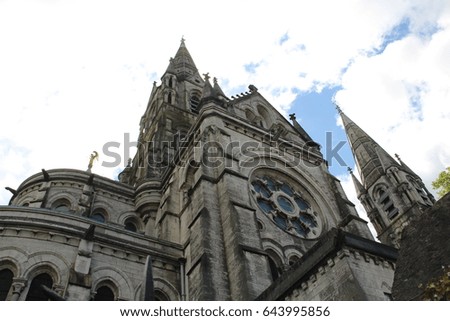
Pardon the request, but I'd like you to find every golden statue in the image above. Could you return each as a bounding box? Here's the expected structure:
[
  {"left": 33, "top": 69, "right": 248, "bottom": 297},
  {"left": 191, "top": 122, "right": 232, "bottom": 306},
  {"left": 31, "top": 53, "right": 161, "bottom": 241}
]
[{"left": 87, "top": 151, "right": 99, "bottom": 173}]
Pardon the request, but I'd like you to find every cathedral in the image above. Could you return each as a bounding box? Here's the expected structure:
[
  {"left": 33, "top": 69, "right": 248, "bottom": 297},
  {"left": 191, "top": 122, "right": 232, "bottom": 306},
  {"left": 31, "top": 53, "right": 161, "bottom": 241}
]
[{"left": 0, "top": 40, "right": 439, "bottom": 301}]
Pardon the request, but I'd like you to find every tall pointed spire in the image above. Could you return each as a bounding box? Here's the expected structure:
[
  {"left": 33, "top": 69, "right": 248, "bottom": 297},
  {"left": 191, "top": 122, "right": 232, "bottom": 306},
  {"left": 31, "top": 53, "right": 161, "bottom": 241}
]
[
  {"left": 164, "top": 37, "right": 201, "bottom": 80},
  {"left": 348, "top": 167, "right": 367, "bottom": 198},
  {"left": 374, "top": 144, "right": 399, "bottom": 173},
  {"left": 338, "top": 107, "right": 398, "bottom": 187}
]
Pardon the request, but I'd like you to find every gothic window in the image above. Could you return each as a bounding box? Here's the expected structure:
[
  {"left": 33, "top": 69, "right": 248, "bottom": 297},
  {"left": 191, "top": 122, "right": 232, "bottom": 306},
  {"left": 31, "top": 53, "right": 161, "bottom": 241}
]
[
  {"left": 257, "top": 105, "right": 271, "bottom": 128},
  {"left": 173, "top": 130, "right": 187, "bottom": 150},
  {"left": 375, "top": 188, "right": 398, "bottom": 220},
  {"left": 0, "top": 268, "right": 13, "bottom": 300},
  {"left": 250, "top": 173, "right": 322, "bottom": 239},
  {"left": 245, "top": 109, "right": 258, "bottom": 125},
  {"left": 408, "top": 176, "right": 431, "bottom": 205},
  {"left": 25, "top": 273, "right": 53, "bottom": 301},
  {"left": 190, "top": 91, "right": 201, "bottom": 111},
  {"left": 167, "top": 92, "right": 173, "bottom": 105},
  {"left": 93, "top": 285, "right": 115, "bottom": 301},
  {"left": 168, "top": 76, "right": 173, "bottom": 88}
]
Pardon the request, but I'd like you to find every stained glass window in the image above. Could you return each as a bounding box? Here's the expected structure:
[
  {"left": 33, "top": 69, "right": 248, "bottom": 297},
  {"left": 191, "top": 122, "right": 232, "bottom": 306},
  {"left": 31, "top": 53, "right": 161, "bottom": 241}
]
[{"left": 250, "top": 173, "right": 322, "bottom": 239}]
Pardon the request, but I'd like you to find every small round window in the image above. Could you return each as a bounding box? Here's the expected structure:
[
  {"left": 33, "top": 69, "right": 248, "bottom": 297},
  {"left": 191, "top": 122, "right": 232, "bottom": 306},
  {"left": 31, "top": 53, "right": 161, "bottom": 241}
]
[{"left": 250, "top": 172, "right": 322, "bottom": 239}]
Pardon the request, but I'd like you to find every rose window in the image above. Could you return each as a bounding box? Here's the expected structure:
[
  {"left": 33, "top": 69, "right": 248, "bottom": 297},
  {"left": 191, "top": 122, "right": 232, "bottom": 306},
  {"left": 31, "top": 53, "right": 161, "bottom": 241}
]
[{"left": 251, "top": 175, "right": 322, "bottom": 239}]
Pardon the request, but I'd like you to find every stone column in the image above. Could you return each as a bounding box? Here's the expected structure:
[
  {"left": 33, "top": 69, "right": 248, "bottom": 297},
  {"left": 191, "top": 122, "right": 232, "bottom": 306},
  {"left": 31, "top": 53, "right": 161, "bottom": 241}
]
[{"left": 10, "top": 278, "right": 27, "bottom": 301}]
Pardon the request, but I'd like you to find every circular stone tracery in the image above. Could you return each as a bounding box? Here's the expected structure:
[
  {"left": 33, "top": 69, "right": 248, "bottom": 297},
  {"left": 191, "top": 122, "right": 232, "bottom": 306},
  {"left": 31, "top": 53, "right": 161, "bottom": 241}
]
[{"left": 251, "top": 174, "right": 322, "bottom": 239}]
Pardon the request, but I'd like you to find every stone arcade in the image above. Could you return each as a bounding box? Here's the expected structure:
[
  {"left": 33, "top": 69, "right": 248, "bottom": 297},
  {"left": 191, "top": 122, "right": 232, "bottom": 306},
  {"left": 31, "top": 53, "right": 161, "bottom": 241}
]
[{"left": 0, "top": 40, "right": 437, "bottom": 301}]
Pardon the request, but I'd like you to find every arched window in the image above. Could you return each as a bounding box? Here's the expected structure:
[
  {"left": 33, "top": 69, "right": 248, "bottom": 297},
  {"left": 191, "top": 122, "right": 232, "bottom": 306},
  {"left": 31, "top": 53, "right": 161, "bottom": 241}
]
[
  {"left": 265, "top": 249, "right": 283, "bottom": 281},
  {"left": 257, "top": 105, "right": 270, "bottom": 128},
  {"left": 154, "top": 290, "right": 170, "bottom": 301},
  {"left": 0, "top": 268, "right": 14, "bottom": 300},
  {"left": 167, "top": 92, "right": 173, "bottom": 105},
  {"left": 26, "top": 273, "right": 53, "bottom": 301},
  {"left": 124, "top": 219, "right": 137, "bottom": 232},
  {"left": 375, "top": 187, "right": 398, "bottom": 220},
  {"left": 245, "top": 109, "right": 258, "bottom": 125},
  {"left": 168, "top": 76, "right": 173, "bottom": 88},
  {"left": 190, "top": 91, "right": 201, "bottom": 111},
  {"left": 288, "top": 255, "right": 301, "bottom": 266},
  {"left": 93, "top": 285, "right": 115, "bottom": 301},
  {"left": 90, "top": 212, "right": 106, "bottom": 223},
  {"left": 52, "top": 198, "right": 72, "bottom": 213}
]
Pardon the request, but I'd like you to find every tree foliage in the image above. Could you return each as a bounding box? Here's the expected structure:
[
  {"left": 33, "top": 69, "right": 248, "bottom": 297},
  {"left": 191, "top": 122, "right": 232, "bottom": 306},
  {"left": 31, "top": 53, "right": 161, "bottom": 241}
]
[
  {"left": 432, "top": 167, "right": 450, "bottom": 198},
  {"left": 419, "top": 266, "right": 450, "bottom": 301}
]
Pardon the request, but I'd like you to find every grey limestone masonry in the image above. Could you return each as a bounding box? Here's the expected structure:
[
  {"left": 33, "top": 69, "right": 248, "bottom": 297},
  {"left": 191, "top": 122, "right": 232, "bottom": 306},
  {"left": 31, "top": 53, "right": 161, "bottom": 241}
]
[{"left": 1, "top": 40, "right": 439, "bottom": 301}]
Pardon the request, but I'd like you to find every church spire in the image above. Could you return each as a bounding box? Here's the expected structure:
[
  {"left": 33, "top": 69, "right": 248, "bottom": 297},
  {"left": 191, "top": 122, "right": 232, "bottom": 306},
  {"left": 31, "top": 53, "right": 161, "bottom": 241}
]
[
  {"left": 338, "top": 107, "right": 397, "bottom": 187},
  {"left": 164, "top": 37, "right": 201, "bottom": 80},
  {"left": 348, "top": 167, "right": 367, "bottom": 198},
  {"left": 338, "top": 105, "right": 435, "bottom": 248}
]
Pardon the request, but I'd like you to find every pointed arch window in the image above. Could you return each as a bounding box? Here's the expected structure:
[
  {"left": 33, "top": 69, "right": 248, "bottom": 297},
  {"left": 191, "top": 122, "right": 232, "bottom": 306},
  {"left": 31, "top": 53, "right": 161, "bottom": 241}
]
[
  {"left": 0, "top": 268, "right": 14, "bottom": 300},
  {"left": 375, "top": 188, "right": 398, "bottom": 220},
  {"left": 190, "top": 91, "right": 201, "bottom": 111},
  {"left": 26, "top": 273, "right": 53, "bottom": 301}
]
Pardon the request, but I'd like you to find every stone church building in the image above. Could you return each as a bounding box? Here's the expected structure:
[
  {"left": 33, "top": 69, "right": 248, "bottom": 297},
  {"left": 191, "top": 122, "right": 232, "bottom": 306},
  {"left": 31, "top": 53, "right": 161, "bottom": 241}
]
[{"left": 0, "top": 40, "right": 438, "bottom": 301}]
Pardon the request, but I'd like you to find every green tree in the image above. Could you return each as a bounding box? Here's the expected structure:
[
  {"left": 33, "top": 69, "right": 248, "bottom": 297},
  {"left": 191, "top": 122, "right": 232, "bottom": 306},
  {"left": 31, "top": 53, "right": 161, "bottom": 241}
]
[{"left": 432, "top": 167, "right": 450, "bottom": 198}]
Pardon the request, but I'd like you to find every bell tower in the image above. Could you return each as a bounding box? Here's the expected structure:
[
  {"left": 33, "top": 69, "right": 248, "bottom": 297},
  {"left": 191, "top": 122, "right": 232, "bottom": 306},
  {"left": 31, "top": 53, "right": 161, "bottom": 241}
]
[
  {"left": 119, "top": 38, "right": 205, "bottom": 185},
  {"left": 339, "top": 107, "right": 435, "bottom": 247}
]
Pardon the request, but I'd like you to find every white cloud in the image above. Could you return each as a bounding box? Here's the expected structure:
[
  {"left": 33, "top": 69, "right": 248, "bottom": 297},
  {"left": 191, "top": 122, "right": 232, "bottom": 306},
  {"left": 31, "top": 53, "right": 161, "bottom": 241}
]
[
  {"left": 335, "top": 14, "right": 450, "bottom": 194},
  {"left": 0, "top": 0, "right": 449, "bottom": 210}
]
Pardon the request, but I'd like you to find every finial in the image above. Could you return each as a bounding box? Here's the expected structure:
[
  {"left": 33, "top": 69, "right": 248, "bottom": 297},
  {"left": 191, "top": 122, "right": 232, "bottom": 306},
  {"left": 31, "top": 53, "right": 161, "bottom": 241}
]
[
  {"left": 87, "top": 151, "right": 99, "bottom": 172},
  {"left": 203, "top": 72, "right": 210, "bottom": 81},
  {"left": 347, "top": 167, "right": 353, "bottom": 174},
  {"left": 181, "top": 36, "right": 185, "bottom": 45},
  {"left": 395, "top": 153, "right": 401, "bottom": 162},
  {"left": 248, "top": 84, "right": 258, "bottom": 92},
  {"left": 335, "top": 104, "right": 343, "bottom": 115},
  {"left": 289, "top": 113, "right": 296, "bottom": 121},
  {"left": 213, "top": 77, "right": 218, "bottom": 84},
  {"left": 127, "top": 158, "right": 132, "bottom": 167}
]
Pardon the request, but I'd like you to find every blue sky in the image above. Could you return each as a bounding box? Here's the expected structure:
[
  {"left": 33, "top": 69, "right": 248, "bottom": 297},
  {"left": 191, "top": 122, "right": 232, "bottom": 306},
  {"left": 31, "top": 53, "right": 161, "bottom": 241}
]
[{"left": 0, "top": 0, "right": 449, "bottom": 220}]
